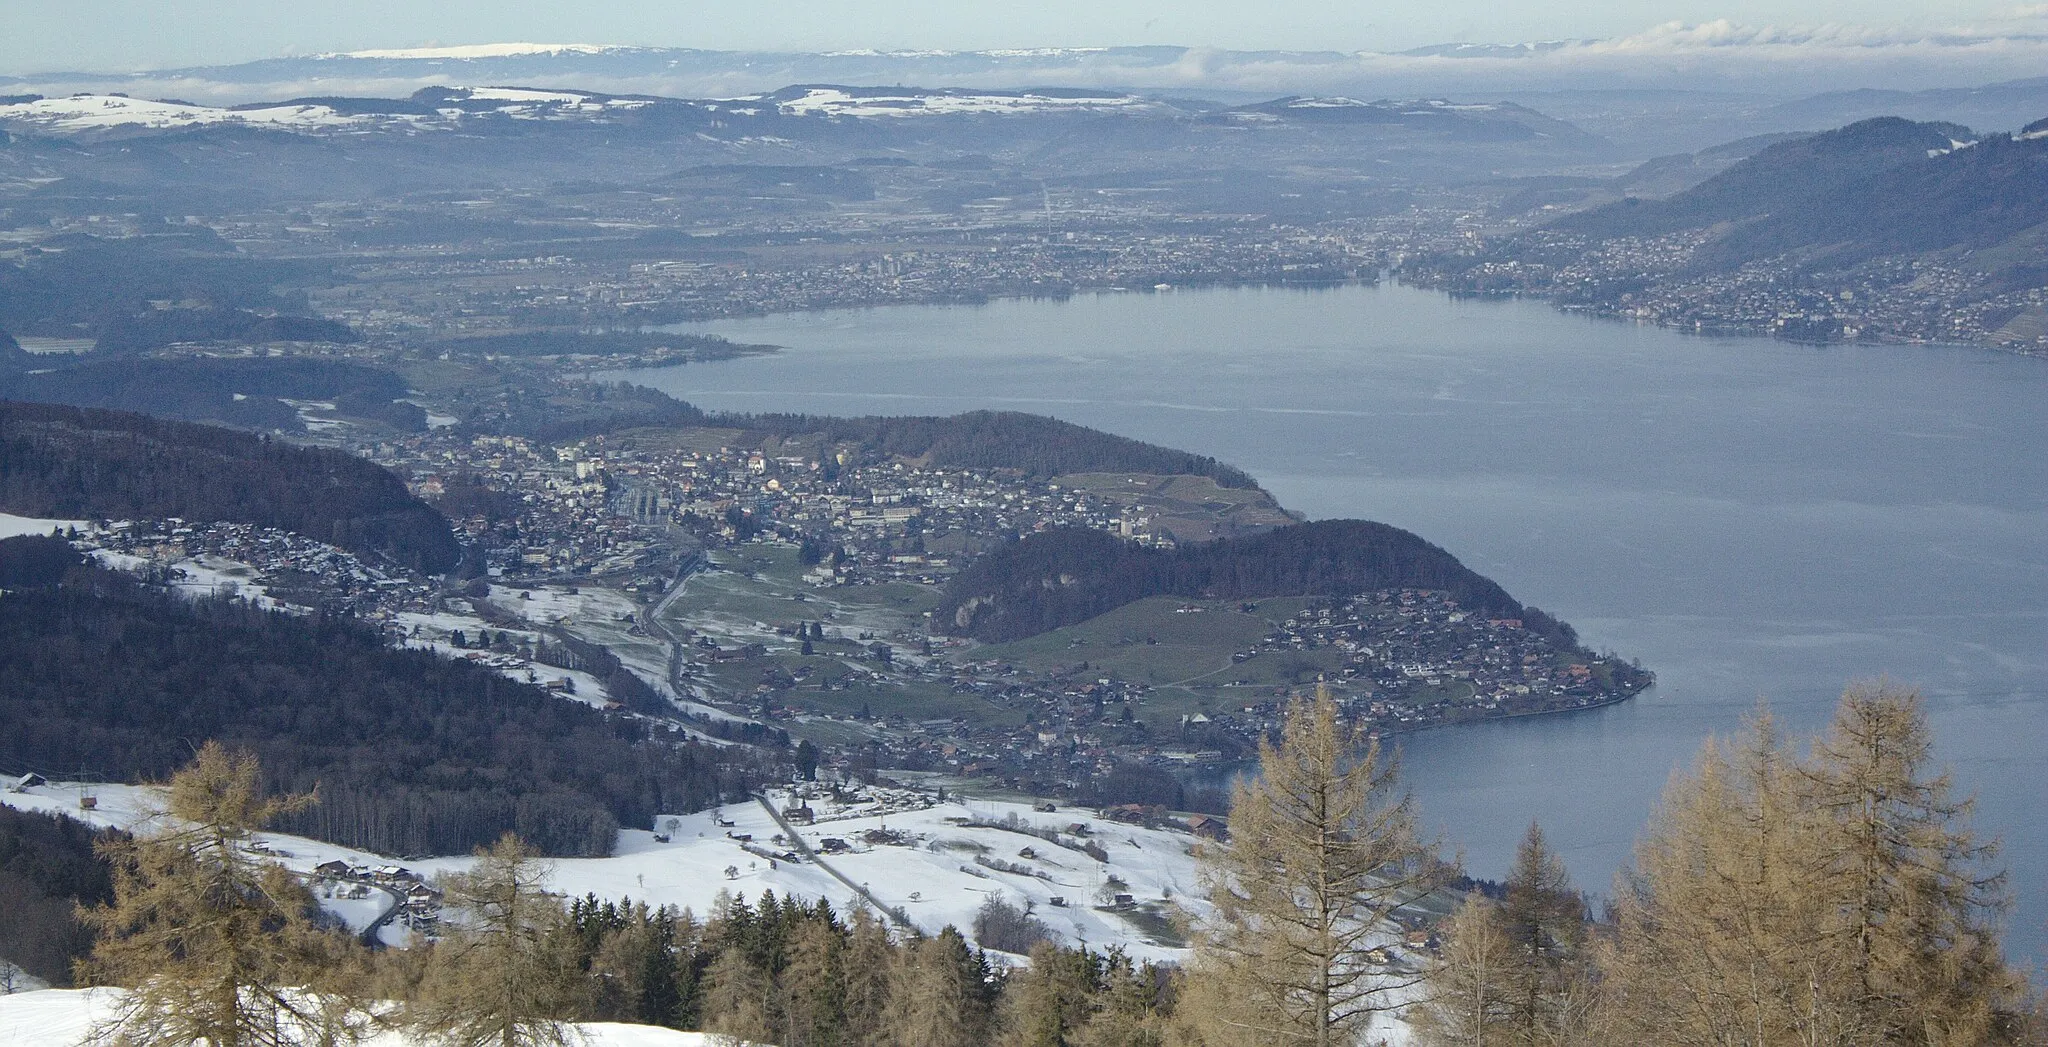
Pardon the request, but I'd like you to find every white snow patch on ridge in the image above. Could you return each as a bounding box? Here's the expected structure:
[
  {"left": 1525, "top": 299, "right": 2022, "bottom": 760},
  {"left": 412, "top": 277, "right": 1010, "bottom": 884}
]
[
  {"left": 326, "top": 43, "right": 644, "bottom": 60},
  {"left": 0, "top": 95, "right": 372, "bottom": 132},
  {"left": 760, "top": 87, "right": 1159, "bottom": 119}
]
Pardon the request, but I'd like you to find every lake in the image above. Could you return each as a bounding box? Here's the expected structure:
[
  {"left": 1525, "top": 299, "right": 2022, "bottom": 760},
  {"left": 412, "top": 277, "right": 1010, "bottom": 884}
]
[{"left": 612, "top": 282, "right": 2048, "bottom": 962}]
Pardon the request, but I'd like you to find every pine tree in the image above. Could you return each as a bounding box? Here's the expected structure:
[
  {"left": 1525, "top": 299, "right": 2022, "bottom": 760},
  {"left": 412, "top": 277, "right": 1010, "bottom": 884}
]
[
  {"left": 1074, "top": 950, "right": 1165, "bottom": 1047},
  {"left": 701, "top": 947, "right": 774, "bottom": 1046},
  {"left": 408, "top": 834, "right": 588, "bottom": 1047},
  {"left": 1592, "top": 711, "right": 1852, "bottom": 1047},
  {"left": 839, "top": 908, "right": 896, "bottom": 1047},
  {"left": 1179, "top": 687, "right": 1439, "bottom": 1047},
  {"left": 881, "top": 929, "right": 989, "bottom": 1047},
  {"left": 777, "top": 916, "right": 847, "bottom": 1047},
  {"left": 1496, "top": 824, "right": 1587, "bottom": 1045},
  {"left": 1590, "top": 689, "right": 2032, "bottom": 1047},
  {"left": 1413, "top": 895, "right": 1517, "bottom": 1047},
  {"left": 1801, "top": 681, "right": 2027, "bottom": 1045},
  {"left": 1002, "top": 942, "right": 1097, "bottom": 1047},
  {"left": 77, "top": 741, "right": 364, "bottom": 1047}
]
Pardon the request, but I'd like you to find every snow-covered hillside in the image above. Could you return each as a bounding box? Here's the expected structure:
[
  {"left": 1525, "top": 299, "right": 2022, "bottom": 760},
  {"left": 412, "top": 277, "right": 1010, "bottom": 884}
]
[
  {"left": 0, "top": 513, "right": 87, "bottom": 540},
  {"left": 0, "top": 989, "right": 743, "bottom": 1047},
  {"left": 0, "top": 89, "right": 657, "bottom": 136},
  {"left": 0, "top": 780, "right": 1205, "bottom": 964},
  {"left": 326, "top": 43, "right": 650, "bottom": 61},
  {"left": 0, "top": 96, "right": 382, "bottom": 133},
  {"left": 750, "top": 86, "right": 1170, "bottom": 119}
]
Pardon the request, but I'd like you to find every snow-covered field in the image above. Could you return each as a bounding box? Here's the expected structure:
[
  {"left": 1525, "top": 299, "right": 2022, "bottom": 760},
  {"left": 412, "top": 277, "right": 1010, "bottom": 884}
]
[
  {"left": 0, "top": 780, "right": 1202, "bottom": 964},
  {"left": 0, "top": 513, "right": 87, "bottom": 540},
  {"left": 0, "top": 784, "right": 1422, "bottom": 1042},
  {"left": 0, "top": 96, "right": 381, "bottom": 133},
  {"left": 0, "top": 989, "right": 740, "bottom": 1047}
]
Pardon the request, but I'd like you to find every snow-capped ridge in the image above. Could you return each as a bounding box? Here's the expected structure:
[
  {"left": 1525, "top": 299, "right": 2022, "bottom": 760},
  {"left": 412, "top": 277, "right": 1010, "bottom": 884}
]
[
  {"left": 322, "top": 43, "right": 649, "bottom": 61},
  {"left": 748, "top": 84, "right": 1166, "bottom": 119}
]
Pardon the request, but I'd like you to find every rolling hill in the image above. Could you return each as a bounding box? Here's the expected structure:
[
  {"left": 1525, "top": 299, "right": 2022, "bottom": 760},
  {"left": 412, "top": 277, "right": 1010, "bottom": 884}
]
[{"left": 1554, "top": 116, "right": 2048, "bottom": 273}]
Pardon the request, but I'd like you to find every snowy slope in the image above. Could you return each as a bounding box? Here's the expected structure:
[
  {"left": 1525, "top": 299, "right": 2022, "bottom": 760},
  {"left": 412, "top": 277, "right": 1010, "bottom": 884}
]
[
  {"left": 328, "top": 44, "right": 649, "bottom": 60},
  {"left": 0, "top": 989, "right": 753, "bottom": 1047},
  {"left": 0, "top": 781, "right": 1201, "bottom": 963},
  {"left": 0, "top": 513, "right": 88, "bottom": 540},
  {"left": 0, "top": 90, "right": 652, "bottom": 135},
  {"left": 0, "top": 96, "right": 379, "bottom": 133},
  {"left": 753, "top": 86, "right": 1168, "bottom": 119}
]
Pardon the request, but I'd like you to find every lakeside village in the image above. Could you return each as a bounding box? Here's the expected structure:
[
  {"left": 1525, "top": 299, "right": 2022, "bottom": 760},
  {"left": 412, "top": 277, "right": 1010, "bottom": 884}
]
[{"left": 45, "top": 424, "right": 1650, "bottom": 808}]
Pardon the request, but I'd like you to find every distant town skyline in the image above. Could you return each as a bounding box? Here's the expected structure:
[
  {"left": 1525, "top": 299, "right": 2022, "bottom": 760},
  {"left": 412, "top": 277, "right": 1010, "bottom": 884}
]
[{"left": 7, "top": 1, "right": 2043, "bottom": 74}]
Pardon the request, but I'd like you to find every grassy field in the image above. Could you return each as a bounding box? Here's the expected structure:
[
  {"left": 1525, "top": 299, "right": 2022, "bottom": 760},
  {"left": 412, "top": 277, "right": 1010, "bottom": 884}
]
[
  {"left": 658, "top": 540, "right": 935, "bottom": 648},
  {"left": 968, "top": 595, "right": 1316, "bottom": 684},
  {"left": 963, "top": 595, "right": 1383, "bottom": 728},
  {"left": 658, "top": 540, "right": 1385, "bottom": 732}
]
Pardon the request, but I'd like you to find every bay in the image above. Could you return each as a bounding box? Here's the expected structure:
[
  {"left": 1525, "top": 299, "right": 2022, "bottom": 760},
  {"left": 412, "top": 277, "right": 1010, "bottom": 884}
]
[{"left": 613, "top": 282, "right": 2048, "bottom": 962}]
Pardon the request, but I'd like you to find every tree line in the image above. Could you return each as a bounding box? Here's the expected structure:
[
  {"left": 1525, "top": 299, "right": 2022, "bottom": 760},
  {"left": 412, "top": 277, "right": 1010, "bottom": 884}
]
[
  {"left": 0, "top": 400, "right": 458, "bottom": 572},
  {"left": 0, "top": 804, "right": 116, "bottom": 989},
  {"left": 933, "top": 522, "right": 1549, "bottom": 645},
  {"left": 0, "top": 561, "right": 762, "bottom": 857}
]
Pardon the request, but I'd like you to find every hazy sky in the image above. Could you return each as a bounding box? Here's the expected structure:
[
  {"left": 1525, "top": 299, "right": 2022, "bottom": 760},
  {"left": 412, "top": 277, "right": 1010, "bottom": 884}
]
[{"left": 7, "top": 0, "right": 2036, "bottom": 73}]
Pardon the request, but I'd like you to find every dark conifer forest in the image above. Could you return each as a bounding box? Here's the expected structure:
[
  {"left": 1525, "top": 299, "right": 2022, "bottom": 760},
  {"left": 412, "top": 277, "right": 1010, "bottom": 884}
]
[
  {"left": 0, "top": 400, "right": 459, "bottom": 572},
  {"left": 935, "top": 520, "right": 1559, "bottom": 643},
  {"left": 0, "top": 806, "right": 115, "bottom": 987},
  {"left": 0, "top": 562, "right": 755, "bottom": 857}
]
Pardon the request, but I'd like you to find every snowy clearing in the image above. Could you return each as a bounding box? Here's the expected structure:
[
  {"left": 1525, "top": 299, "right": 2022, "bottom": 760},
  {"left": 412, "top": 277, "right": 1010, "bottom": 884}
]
[
  {"left": 0, "top": 780, "right": 1208, "bottom": 964},
  {"left": 0, "top": 989, "right": 747, "bottom": 1047}
]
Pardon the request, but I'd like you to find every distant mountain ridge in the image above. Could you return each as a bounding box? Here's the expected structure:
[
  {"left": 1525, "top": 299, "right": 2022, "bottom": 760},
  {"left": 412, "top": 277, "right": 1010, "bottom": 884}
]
[
  {"left": 10, "top": 34, "right": 2048, "bottom": 102},
  {"left": 0, "top": 84, "right": 1589, "bottom": 144},
  {"left": 1555, "top": 116, "right": 2048, "bottom": 272}
]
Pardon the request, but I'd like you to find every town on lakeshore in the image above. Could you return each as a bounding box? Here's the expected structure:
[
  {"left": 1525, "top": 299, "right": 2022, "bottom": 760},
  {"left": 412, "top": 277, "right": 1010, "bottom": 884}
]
[{"left": 41, "top": 413, "right": 1651, "bottom": 812}]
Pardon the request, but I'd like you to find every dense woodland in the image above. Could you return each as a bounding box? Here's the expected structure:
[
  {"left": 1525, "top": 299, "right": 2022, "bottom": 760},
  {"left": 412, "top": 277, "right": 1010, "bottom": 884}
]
[
  {"left": 0, "top": 400, "right": 458, "bottom": 573},
  {"left": 0, "top": 805, "right": 114, "bottom": 988},
  {"left": 0, "top": 560, "right": 759, "bottom": 856},
  {"left": 934, "top": 521, "right": 1560, "bottom": 644},
  {"left": 0, "top": 357, "right": 423, "bottom": 433},
  {"left": 0, "top": 232, "right": 325, "bottom": 338}
]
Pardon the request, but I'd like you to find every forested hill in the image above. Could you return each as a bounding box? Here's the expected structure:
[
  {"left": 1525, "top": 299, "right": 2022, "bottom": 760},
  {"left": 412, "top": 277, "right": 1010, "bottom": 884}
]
[
  {"left": 0, "top": 560, "right": 756, "bottom": 857},
  {"left": 935, "top": 521, "right": 1577, "bottom": 645},
  {"left": 1552, "top": 116, "right": 2048, "bottom": 271},
  {"left": 721, "top": 410, "right": 1259, "bottom": 488},
  {"left": 0, "top": 400, "right": 459, "bottom": 573},
  {"left": 0, "top": 357, "right": 424, "bottom": 433}
]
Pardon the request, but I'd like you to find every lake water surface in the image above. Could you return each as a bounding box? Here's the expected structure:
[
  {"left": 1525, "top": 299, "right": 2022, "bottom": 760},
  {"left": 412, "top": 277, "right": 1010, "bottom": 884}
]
[{"left": 615, "top": 282, "right": 2048, "bottom": 962}]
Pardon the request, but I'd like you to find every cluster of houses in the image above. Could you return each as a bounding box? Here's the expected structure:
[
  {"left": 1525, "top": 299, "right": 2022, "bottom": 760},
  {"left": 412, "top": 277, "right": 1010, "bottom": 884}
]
[
  {"left": 1253, "top": 588, "right": 1648, "bottom": 726},
  {"left": 311, "top": 860, "right": 444, "bottom": 934},
  {"left": 80, "top": 519, "right": 443, "bottom": 623}
]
